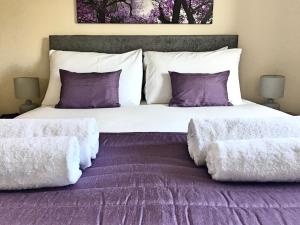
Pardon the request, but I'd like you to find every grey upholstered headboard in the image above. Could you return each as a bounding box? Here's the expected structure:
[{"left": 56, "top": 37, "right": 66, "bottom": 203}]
[{"left": 49, "top": 35, "right": 238, "bottom": 53}]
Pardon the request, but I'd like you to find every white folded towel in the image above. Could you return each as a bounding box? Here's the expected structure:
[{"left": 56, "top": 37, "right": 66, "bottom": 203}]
[
  {"left": 187, "top": 117, "right": 300, "bottom": 166},
  {"left": 206, "top": 138, "right": 300, "bottom": 182},
  {"left": 0, "top": 137, "right": 82, "bottom": 190},
  {"left": 0, "top": 118, "right": 99, "bottom": 169}
]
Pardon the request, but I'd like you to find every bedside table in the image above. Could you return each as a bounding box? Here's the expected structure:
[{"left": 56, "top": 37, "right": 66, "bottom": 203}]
[{"left": 0, "top": 113, "right": 20, "bottom": 119}]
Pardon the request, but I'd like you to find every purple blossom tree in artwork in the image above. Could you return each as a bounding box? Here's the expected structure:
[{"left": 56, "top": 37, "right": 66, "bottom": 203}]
[{"left": 77, "top": 0, "right": 213, "bottom": 24}]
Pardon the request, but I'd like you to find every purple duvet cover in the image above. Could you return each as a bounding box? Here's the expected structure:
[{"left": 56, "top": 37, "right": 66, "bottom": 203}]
[{"left": 1, "top": 132, "right": 300, "bottom": 225}]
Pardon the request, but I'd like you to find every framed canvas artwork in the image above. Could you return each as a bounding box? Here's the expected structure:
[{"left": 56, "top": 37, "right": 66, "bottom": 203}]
[{"left": 77, "top": 0, "right": 213, "bottom": 24}]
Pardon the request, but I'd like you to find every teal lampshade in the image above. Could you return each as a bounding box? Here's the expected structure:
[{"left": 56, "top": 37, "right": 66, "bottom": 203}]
[{"left": 14, "top": 77, "right": 40, "bottom": 100}]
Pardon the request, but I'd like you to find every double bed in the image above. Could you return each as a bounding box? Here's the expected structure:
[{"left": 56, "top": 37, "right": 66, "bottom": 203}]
[
  {"left": 19, "top": 100, "right": 286, "bottom": 133},
  {"left": 1, "top": 35, "right": 299, "bottom": 225}
]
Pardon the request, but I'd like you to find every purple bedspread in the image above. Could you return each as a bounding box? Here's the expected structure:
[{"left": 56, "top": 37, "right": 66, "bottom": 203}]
[{"left": 1, "top": 133, "right": 300, "bottom": 225}]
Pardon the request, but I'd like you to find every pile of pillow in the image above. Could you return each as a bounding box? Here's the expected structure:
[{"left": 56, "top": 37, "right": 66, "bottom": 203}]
[{"left": 42, "top": 48, "right": 242, "bottom": 109}]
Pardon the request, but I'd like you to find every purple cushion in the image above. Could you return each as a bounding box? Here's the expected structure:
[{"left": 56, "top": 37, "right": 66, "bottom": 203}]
[
  {"left": 56, "top": 69, "right": 121, "bottom": 109},
  {"left": 169, "top": 71, "right": 231, "bottom": 107}
]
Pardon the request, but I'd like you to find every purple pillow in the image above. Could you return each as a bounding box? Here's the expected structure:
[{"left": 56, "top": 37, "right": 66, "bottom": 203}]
[
  {"left": 169, "top": 71, "right": 231, "bottom": 107},
  {"left": 56, "top": 69, "right": 121, "bottom": 109}
]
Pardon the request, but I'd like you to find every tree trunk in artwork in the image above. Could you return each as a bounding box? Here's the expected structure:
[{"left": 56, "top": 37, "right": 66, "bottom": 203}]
[
  {"left": 159, "top": 5, "right": 171, "bottom": 23},
  {"left": 96, "top": 0, "right": 108, "bottom": 23},
  {"left": 200, "top": 4, "right": 213, "bottom": 24},
  {"left": 172, "top": 0, "right": 182, "bottom": 23},
  {"left": 181, "top": 0, "right": 195, "bottom": 23},
  {"left": 172, "top": 0, "right": 195, "bottom": 24},
  {"left": 131, "top": 0, "right": 154, "bottom": 17}
]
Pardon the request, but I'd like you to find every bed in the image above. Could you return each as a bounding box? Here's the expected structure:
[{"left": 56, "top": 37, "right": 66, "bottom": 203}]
[
  {"left": 1, "top": 35, "right": 300, "bottom": 225},
  {"left": 19, "top": 100, "right": 286, "bottom": 132}
]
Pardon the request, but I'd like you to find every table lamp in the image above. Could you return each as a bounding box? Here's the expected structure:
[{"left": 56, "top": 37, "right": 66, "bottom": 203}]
[
  {"left": 260, "top": 75, "right": 285, "bottom": 110},
  {"left": 14, "top": 77, "right": 40, "bottom": 113}
]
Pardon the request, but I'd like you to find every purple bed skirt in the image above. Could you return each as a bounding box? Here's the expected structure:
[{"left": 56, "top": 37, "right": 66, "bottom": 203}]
[{"left": 1, "top": 132, "right": 300, "bottom": 225}]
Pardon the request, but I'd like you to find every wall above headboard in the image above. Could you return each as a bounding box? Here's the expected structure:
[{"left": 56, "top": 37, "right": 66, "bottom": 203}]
[{"left": 49, "top": 35, "right": 238, "bottom": 53}]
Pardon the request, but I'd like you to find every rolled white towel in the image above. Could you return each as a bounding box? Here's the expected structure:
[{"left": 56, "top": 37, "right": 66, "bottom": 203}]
[
  {"left": 0, "top": 137, "right": 82, "bottom": 190},
  {"left": 206, "top": 138, "right": 300, "bottom": 182},
  {"left": 0, "top": 118, "right": 99, "bottom": 169},
  {"left": 187, "top": 117, "right": 300, "bottom": 166}
]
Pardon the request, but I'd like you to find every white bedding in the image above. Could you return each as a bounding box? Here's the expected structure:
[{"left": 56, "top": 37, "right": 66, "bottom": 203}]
[{"left": 17, "top": 101, "right": 288, "bottom": 133}]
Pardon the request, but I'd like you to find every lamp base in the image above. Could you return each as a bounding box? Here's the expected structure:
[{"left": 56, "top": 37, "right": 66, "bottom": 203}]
[
  {"left": 19, "top": 99, "right": 39, "bottom": 114},
  {"left": 263, "top": 99, "right": 280, "bottom": 110}
]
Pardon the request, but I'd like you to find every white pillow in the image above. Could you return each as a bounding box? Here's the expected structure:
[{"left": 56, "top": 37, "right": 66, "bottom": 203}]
[
  {"left": 144, "top": 48, "right": 243, "bottom": 105},
  {"left": 42, "top": 49, "right": 143, "bottom": 106}
]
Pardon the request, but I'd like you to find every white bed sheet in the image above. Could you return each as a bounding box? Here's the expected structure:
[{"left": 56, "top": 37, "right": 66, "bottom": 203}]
[{"left": 17, "top": 101, "right": 288, "bottom": 133}]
